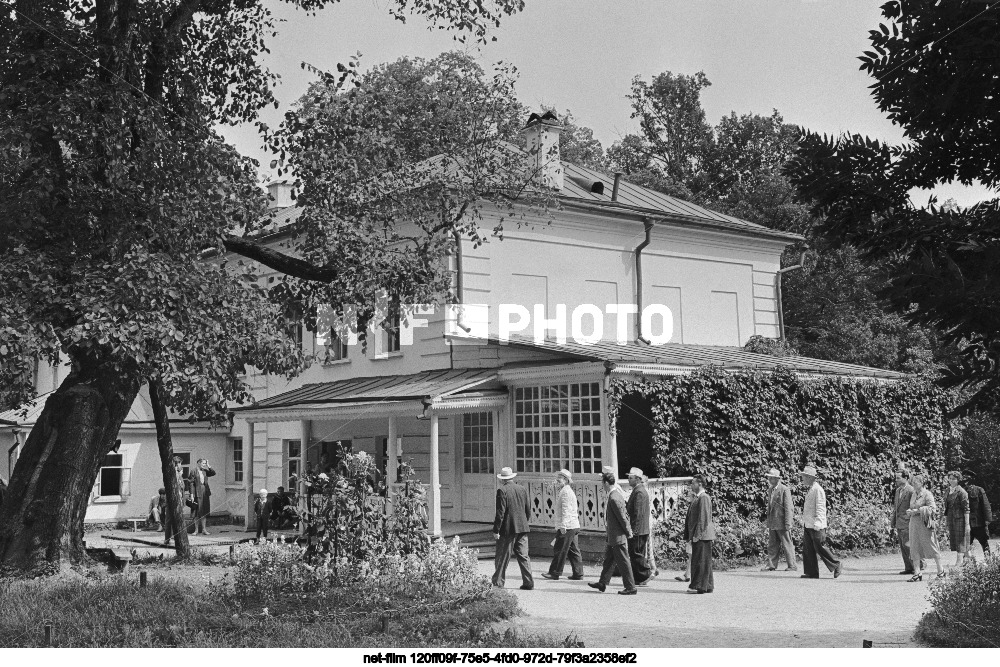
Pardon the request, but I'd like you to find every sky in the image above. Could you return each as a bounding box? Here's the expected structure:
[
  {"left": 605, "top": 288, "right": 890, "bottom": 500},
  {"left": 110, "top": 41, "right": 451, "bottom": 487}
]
[{"left": 218, "top": 0, "right": 993, "bottom": 207}]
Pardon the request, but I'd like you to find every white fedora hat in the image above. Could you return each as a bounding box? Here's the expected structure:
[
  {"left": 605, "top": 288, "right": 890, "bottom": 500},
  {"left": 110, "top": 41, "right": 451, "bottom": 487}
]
[
  {"left": 557, "top": 468, "right": 573, "bottom": 483},
  {"left": 764, "top": 468, "right": 781, "bottom": 479},
  {"left": 628, "top": 467, "right": 644, "bottom": 478},
  {"left": 800, "top": 465, "right": 818, "bottom": 477},
  {"left": 497, "top": 466, "right": 517, "bottom": 480}
]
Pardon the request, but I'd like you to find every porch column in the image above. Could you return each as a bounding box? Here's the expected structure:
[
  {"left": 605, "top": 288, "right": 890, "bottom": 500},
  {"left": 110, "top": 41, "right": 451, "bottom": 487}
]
[
  {"left": 387, "top": 416, "right": 398, "bottom": 487},
  {"left": 429, "top": 412, "right": 442, "bottom": 536},
  {"left": 245, "top": 421, "right": 254, "bottom": 529}
]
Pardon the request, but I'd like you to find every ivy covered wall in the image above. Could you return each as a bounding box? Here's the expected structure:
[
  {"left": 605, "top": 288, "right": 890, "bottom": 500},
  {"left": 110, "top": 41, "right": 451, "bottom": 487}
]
[{"left": 607, "top": 367, "right": 949, "bottom": 520}]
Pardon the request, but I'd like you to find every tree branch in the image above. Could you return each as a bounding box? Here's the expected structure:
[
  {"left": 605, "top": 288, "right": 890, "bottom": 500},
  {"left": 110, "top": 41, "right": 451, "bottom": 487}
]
[
  {"left": 222, "top": 236, "right": 339, "bottom": 283},
  {"left": 144, "top": 0, "right": 203, "bottom": 100}
]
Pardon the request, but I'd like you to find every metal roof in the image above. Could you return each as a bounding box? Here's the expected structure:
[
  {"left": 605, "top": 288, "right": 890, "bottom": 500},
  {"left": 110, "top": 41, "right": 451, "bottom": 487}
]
[
  {"left": 244, "top": 368, "right": 500, "bottom": 411},
  {"left": 494, "top": 335, "right": 906, "bottom": 380},
  {"left": 247, "top": 160, "right": 801, "bottom": 243}
]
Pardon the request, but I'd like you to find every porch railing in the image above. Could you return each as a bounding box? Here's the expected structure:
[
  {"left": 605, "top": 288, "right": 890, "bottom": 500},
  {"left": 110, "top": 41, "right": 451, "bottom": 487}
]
[{"left": 514, "top": 477, "right": 692, "bottom": 531}]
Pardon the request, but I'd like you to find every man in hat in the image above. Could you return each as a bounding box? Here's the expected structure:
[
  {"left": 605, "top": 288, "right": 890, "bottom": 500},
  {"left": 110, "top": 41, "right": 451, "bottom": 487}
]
[
  {"left": 762, "top": 468, "right": 796, "bottom": 571},
  {"left": 492, "top": 466, "right": 534, "bottom": 590},
  {"left": 963, "top": 471, "right": 993, "bottom": 560},
  {"left": 589, "top": 471, "right": 637, "bottom": 595},
  {"left": 800, "top": 465, "right": 842, "bottom": 579},
  {"left": 889, "top": 466, "right": 919, "bottom": 574},
  {"left": 543, "top": 469, "right": 584, "bottom": 580},
  {"left": 626, "top": 467, "right": 652, "bottom": 585}
]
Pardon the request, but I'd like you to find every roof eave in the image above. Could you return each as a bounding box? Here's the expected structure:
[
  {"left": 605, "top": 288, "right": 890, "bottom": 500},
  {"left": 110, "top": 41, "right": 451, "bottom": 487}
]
[{"left": 556, "top": 197, "right": 804, "bottom": 244}]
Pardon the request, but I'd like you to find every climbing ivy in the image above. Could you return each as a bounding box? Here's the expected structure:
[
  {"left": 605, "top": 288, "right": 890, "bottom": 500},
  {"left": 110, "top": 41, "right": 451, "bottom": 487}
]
[{"left": 608, "top": 367, "right": 949, "bottom": 521}]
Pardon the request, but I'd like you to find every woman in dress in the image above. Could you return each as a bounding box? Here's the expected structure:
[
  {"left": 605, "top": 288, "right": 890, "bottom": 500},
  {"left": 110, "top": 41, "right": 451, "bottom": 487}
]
[
  {"left": 943, "top": 470, "right": 971, "bottom": 568},
  {"left": 905, "top": 473, "right": 945, "bottom": 581}
]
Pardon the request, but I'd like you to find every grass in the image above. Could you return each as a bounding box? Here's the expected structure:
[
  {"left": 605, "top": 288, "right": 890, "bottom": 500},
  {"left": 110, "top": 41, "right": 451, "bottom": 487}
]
[{"left": 0, "top": 571, "right": 565, "bottom": 648}]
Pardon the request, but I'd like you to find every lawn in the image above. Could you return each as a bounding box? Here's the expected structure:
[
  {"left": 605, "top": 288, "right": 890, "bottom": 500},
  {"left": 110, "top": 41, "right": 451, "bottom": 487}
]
[{"left": 0, "top": 563, "right": 566, "bottom": 648}]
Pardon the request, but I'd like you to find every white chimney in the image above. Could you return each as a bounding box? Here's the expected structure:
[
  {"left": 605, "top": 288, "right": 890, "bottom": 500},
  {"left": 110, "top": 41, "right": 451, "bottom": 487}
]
[
  {"left": 266, "top": 180, "right": 296, "bottom": 208},
  {"left": 522, "top": 111, "right": 563, "bottom": 191}
]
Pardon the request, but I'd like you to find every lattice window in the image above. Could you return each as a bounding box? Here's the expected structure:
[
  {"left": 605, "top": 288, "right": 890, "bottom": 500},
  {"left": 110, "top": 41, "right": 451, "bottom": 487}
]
[
  {"left": 514, "top": 382, "right": 603, "bottom": 475},
  {"left": 463, "top": 412, "right": 494, "bottom": 474}
]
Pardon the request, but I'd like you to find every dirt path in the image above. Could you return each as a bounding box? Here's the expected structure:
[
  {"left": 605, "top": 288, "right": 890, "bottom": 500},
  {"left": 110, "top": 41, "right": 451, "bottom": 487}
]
[{"left": 482, "top": 548, "right": 971, "bottom": 648}]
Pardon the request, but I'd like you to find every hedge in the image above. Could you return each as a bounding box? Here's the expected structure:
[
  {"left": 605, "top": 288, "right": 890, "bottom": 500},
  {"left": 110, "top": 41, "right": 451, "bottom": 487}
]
[{"left": 607, "top": 366, "right": 949, "bottom": 522}]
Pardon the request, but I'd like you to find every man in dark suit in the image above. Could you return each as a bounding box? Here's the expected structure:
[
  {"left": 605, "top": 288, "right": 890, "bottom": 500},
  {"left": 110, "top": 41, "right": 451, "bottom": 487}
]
[
  {"left": 964, "top": 474, "right": 993, "bottom": 558},
  {"left": 626, "top": 467, "right": 652, "bottom": 585},
  {"left": 684, "top": 474, "right": 716, "bottom": 594},
  {"left": 761, "top": 468, "right": 796, "bottom": 571},
  {"left": 492, "top": 466, "right": 533, "bottom": 590},
  {"left": 187, "top": 457, "right": 216, "bottom": 535},
  {"left": 589, "top": 471, "right": 637, "bottom": 595},
  {"left": 889, "top": 467, "right": 920, "bottom": 574}
]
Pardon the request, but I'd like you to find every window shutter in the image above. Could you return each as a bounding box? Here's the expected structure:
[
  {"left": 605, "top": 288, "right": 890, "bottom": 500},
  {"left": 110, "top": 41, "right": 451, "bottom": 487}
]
[{"left": 121, "top": 468, "right": 132, "bottom": 497}]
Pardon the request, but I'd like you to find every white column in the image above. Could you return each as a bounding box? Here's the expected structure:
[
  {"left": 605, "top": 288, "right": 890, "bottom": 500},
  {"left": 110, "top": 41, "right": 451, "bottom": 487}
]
[
  {"left": 387, "top": 416, "right": 398, "bottom": 496},
  {"left": 245, "top": 421, "right": 254, "bottom": 529},
  {"left": 429, "top": 412, "right": 442, "bottom": 537}
]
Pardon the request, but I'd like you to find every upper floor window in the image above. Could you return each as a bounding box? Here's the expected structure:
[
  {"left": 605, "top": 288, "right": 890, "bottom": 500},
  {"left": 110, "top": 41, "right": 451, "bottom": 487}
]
[
  {"left": 384, "top": 309, "right": 401, "bottom": 354},
  {"left": 514, "top": 382, "right": 602, "bottom": 475}
]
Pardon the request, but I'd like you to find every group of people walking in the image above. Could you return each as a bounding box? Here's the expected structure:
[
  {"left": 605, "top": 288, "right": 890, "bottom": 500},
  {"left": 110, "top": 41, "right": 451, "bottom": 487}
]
[
  {"left": 889, "top": 467, "right": 993, "bottom": 581},
  {"left": 492, "top": 462, "right": 992, "bottom": 595},
  {"left": 490, "top": 464, "right": 717, "bottom": 595}
]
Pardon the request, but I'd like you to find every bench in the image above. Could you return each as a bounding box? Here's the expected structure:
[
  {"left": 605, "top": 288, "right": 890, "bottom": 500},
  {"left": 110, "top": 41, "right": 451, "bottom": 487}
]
[{"left": 126, "top": 518, "right": 144, "bottom": 532}]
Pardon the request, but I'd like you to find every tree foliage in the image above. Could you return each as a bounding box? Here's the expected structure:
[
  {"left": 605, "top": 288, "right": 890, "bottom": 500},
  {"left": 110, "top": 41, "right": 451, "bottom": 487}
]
[{"left": 784, "top": 0, "right": 1000, "bottom": 411}]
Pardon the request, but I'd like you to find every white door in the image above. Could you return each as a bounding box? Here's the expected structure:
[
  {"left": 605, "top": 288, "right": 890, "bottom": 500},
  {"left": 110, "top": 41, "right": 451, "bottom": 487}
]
[{"left": 460, "top": 412, "right": 497, "bottom": 523}]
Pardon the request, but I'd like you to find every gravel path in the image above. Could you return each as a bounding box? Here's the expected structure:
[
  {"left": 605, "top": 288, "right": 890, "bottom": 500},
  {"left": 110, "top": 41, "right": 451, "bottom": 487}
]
[{"left": 482, "top": 547, "right": 986, "bottom": 648}]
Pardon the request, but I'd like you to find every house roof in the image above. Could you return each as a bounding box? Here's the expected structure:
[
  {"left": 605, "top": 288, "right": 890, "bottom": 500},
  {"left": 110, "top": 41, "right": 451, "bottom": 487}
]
[
  {"left": 248, "top": 158, "right": 801, "bottom": 244},
  {"left": 491, "top": 335, "right": 906, "bottom": 380},
  {"left": 242, "top": 368, "right": 500, "bottom": 411},
  {"left": 0, "top": 389, "right": 210, "bottom": 428}
]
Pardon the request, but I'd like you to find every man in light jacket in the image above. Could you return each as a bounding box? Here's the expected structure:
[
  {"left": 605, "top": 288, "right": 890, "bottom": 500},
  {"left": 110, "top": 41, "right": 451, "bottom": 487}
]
[
  {"left": 800, "top": 465, "right": 842, "bottom": 579},
  {"left": 543, "top": 469, "right": 584, "bottom": 580},
  {"left": 589, "top": 471, "right": 637, "bottom": 595},
  {"left": 626, "top": 467, "right": 652, "bottom": 585},
  {"left": 761, "top": 468, "right": 796, "bottom": 571}
]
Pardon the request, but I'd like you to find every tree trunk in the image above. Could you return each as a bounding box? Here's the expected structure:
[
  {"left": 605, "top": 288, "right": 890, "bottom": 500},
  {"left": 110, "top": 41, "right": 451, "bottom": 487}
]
[
  {"left": 148, "top": 380, "right": 189, "bottom": 558},
  {"left": 0, "top": 353, "right": 140, "bottom": 573}
]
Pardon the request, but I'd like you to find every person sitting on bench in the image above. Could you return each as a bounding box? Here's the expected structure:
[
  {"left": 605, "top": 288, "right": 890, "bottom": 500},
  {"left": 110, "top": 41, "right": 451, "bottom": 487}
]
[{"left": 270, "top": 486, "right": 297, "bottom": 529}]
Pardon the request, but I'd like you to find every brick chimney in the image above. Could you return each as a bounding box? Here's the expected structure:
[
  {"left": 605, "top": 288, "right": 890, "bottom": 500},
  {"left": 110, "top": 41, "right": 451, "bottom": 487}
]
[
  {"left": 522, "top": 111, "right": 563, "bottom": 190},
  {"left": 266, "top": 180, "right": 296, "bottom": 208}
]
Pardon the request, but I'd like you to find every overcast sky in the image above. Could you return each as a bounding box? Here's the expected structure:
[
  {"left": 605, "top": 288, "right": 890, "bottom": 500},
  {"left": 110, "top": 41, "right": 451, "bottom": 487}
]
[{"left": 219, "top": 0, "right": 992, "bottom": 207}]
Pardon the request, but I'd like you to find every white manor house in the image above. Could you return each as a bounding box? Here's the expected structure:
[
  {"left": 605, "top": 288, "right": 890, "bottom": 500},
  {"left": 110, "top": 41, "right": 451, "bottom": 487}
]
[{"left": 0, "top": 112, "right": 901, "bottom": 537}]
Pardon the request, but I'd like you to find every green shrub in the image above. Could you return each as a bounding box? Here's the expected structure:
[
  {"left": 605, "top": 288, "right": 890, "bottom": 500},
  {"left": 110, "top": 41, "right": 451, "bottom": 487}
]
[
  {"left": 915, "top": 554, "right": 1000, "bottom": 647},
  {"left": 654, "top": 492, "right": 895, "bottom": 562},
  {"left": 608, "top": 367, "right": 947, "bottom": 525}
]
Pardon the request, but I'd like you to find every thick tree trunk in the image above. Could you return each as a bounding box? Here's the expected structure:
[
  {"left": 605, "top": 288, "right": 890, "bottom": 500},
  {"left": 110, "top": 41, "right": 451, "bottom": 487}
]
[
  {"left": 148, "top": 380, "right": 190, "bottom": 558},
  {"left": 0, "top": 354, "right": 140, "bottom": 573}
]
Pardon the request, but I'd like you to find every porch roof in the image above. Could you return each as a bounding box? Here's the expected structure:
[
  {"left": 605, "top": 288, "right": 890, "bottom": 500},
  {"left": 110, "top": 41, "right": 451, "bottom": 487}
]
[
  {"left": 240, "top": 368, "right": 501, "bottom": 412},
  {"left": 488, "top": 336, "right": 906, "bottom": 380}
]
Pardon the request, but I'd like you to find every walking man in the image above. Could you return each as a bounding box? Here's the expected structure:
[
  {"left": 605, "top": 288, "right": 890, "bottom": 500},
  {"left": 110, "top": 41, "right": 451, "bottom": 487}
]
[
  {"left": 761, "top": 468, "right": 796, "bottom": 571},
  {"left": 626, "top": 467, "right": 652, "bottom": 585},
  {"left": 543, "top": 469, "right": 584, "bottom": 580},
  {"left": 684, "top": 474, "right": 716, "bottom": 594},
  {"left": 589, "top": 471, "right": 637, "bottom": 594},
  {"left": 965, "top": 473, "right": 993, "bottom": 559},
  {"left": 800, "top": 465, "right": 842, "bottom": 579},
  {"left": 890, "top": 467, "right": 919, "bottom": 574},
  {"left": 492, "top": 466, "right": 534, "bottom": 590}
]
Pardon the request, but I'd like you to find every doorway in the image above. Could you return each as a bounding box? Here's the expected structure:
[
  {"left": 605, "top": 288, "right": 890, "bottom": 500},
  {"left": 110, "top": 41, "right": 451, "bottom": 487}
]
[
  {"left": 459, "top": 412, "right": 496, "bottom": 522},
  {"left": 615, "top": 393, "right": 657, "bottom": 479}
]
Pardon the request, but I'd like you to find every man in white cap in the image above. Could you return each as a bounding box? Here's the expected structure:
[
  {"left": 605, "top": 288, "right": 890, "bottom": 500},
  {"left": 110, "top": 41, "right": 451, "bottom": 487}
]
[
  {"left": 800, "top": 465, "right": 842, "bottom": 579},
  {"left": 543, "top": 469, "right": 584, "bottom": 580},
  {"left": 492, "top": 466, "right": 534, "bottom": 590},
  {"left": 762, "top": 468, "right": 796, "bottom": 571},
  {"left": 626, "top": 467, "right": 652, "bottom": 585}
]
